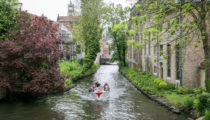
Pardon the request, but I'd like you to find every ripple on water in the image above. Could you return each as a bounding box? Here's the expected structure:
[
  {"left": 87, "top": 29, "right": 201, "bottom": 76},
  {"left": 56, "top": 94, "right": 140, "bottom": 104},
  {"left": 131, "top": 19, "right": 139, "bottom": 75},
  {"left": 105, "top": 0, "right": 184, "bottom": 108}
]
[{"left": 47, "top": 65, "right": 188, "bottom": 120}]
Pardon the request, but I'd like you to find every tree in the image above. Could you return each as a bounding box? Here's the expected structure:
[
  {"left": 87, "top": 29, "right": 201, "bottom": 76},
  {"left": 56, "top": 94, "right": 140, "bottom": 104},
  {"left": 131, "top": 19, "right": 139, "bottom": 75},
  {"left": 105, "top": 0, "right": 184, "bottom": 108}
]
[
  {"left": 0, "top": 12, "right": 65, "bottom": 94},
  {"left": 131, "top": 0, "right": 210, "bottom": 91},
  {"left": 80, "top": 0, "right": 104, "bottom": 72},
  {"left": 110, "top": 23, "right": 128, "bottom": 66},
  {"left": 105, "top": 4, "right": 130, "bottom": 66},
  {"left": 0, "top": 0, "right": 17, "bottom": 39}
]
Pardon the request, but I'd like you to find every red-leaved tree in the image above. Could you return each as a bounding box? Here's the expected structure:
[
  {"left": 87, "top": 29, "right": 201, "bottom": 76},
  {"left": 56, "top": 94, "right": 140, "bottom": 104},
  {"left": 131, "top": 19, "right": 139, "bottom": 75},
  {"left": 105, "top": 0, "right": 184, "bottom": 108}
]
[{"left": 0, "top": 12, "right": 65, "bottom": 94}]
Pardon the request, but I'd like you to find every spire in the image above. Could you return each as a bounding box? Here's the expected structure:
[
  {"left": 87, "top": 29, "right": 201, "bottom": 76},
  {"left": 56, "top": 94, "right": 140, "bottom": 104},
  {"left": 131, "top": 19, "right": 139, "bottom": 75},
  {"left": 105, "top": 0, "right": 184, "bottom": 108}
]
[{"left": 68, "top": 0, "right": 74, "bottom": 16}]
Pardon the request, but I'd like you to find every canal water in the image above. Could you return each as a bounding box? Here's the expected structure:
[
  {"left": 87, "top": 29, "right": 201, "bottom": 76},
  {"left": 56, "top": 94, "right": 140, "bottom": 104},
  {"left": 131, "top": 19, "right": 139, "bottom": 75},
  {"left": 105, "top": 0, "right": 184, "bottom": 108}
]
[{"left": 0, "top": 65, "right": 188, "bottom": 120}]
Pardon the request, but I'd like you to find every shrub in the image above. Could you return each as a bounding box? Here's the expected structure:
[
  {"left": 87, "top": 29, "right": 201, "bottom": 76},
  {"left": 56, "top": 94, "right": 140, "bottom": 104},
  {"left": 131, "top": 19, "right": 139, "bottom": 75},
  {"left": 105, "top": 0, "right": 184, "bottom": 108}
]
[
  {"left": 159, "top": 81, "right": 167, "bottom": 89},
  {"left": 59, "top": 61, "right": 99, "bottom": 83},
  {"left": 154, "top": 78, "right": 163, "bottom": 85},
  {"left": 204, "top": 110, "right": 210, "bottom": 120},
  {"left": 193, "top": 87, "right": 206, "bottom": 94},
  {"left": 59, "top": 61, "right": 83, "bottom": 77},
  {"left": 142, "top": 87, "right": 150, "bottom": 92},
  {"left": 65, "top": 79, "right": 72, "bottom": 87},
  {"left": 0, "top": 12, "right": 65, "bottom": 94},
  {"left": 176, "top": 87, "right": 191, "bottom": 94},
  {"left": 183, "top": 98, "right": 194, "bottom": 108},
  {"left": 194, "top": 92, "right": 210, "bottom": 115},
  {"left": 167, "top": 83, "right": 176, "bottom": 90}
]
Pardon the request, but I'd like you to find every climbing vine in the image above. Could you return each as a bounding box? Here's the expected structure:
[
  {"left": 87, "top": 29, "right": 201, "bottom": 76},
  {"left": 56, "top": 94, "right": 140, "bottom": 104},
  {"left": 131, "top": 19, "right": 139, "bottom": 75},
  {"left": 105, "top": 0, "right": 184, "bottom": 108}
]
[
  {"left": 130, "top": 0, "right": 210, "bottom": 92},
  {"left": 80, "top": 0, "right": 104, "bottom": 72}
]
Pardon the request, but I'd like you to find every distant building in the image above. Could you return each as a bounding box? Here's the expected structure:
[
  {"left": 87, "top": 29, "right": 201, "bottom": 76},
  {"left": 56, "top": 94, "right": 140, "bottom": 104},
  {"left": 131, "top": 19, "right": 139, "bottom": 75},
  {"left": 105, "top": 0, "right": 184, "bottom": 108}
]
[{"left": 57, "top": 0, "right": 82, "bottom": 61}]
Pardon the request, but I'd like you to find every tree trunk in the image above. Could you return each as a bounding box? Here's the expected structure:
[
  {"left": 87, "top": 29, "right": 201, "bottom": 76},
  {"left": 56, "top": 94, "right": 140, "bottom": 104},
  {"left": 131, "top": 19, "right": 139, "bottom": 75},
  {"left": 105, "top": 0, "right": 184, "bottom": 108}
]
[
  {"left": 200, "top": 0, "right": 210, "bottom": 92},
  {"left": 205, "top": 49, "right": 210, "bottom": 92}
]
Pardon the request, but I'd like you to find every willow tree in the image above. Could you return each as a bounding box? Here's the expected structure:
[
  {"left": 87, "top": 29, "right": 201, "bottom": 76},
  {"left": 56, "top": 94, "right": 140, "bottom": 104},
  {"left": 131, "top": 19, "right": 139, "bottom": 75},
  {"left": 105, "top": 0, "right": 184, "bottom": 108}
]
[
  {"left": 80, "top": 0, "right": 104, "bottom": 72},
  {"left": 131, "top": 0, "right": 210, "bottom": 91}
]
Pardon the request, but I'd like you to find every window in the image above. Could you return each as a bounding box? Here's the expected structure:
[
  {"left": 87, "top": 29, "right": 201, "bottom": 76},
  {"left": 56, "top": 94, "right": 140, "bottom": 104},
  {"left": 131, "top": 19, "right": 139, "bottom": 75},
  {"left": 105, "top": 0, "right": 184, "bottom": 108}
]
[
  {"left": 167, "top": 44, "right": 171, "bottom": 77},
  {"left": 160, "top": 62, "right": 163, "bottom": 79},
  {"left": 160, "top": 45, "right": 163, "bottom": 56},
  {"left": 154, "top": 65, "right": 157, "bottom": 73}
]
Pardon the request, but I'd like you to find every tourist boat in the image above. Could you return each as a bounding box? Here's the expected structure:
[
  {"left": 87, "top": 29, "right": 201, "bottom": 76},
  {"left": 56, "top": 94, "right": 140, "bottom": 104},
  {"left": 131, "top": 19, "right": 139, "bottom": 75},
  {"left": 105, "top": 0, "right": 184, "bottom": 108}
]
[{"left": 91, "top": 90, "right": 109, "bottom": 100}]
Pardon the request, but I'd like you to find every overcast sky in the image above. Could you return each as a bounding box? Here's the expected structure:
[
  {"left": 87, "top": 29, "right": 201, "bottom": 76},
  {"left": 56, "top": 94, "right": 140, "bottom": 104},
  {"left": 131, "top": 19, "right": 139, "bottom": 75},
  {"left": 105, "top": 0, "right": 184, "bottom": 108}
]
[{"left": 19, "top": 0, "right": 136, "bottom": 21}]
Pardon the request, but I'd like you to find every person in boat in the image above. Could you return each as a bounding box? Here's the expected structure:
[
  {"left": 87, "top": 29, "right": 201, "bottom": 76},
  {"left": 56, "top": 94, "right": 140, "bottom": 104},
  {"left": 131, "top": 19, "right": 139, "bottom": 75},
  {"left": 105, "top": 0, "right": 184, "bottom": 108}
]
[
  {"left": 95, "top": 81, "right": 100, "bottom": 87},
  {"left": 88, "top": 84, "right": 96, "bottom": 92},
  {"left": 95, "top": 83, "right": 103, "bottom": 91},
  {"left": 104, "top": 83, "right": 110, "bottom": 91},
  {"left": 89, "top": 81, "right": 101, "bottom": 92}
]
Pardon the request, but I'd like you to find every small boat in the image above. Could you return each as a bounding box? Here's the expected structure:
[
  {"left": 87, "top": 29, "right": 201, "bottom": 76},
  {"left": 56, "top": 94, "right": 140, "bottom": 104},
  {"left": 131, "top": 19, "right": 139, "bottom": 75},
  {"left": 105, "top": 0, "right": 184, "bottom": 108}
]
[{"left": 91, "top": 90, "right": 109, "bottom": 100}]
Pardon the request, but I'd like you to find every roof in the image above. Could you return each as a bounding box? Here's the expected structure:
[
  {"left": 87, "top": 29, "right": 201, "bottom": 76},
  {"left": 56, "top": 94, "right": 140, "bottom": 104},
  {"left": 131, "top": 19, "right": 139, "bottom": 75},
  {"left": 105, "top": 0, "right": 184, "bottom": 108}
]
[
  {"left": 57, "top": 16, "right": 80, "bottom": 22},
  {"left": 57, "top": 16, "right": 80, "bottom": 32},
  {"left": 60, "top": 22, "right": 72, "bottom": 32}
]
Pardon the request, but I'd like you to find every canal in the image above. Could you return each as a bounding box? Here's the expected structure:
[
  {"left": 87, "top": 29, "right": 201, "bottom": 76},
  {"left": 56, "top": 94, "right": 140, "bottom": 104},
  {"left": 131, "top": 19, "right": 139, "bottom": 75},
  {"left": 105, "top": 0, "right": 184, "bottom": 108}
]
[{"left": 0, "top": 65, "right": 187, "bottom": 120}]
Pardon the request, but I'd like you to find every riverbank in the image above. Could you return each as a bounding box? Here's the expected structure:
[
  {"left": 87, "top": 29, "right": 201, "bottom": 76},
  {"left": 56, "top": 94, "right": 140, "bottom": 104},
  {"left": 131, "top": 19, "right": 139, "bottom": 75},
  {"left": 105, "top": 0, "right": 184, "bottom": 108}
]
[
  {"left": 120, "top": 67, "right": 210, "bottom": 119},
  {"left": 59, "top": 61, "right": 99, "bottom": 89}
]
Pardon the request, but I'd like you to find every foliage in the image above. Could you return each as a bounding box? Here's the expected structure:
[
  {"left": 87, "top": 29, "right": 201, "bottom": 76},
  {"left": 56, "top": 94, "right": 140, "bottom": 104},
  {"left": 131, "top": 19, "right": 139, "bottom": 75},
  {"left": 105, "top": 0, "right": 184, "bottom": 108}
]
[
  {"left": 59, "top": 61, "right": 99, "bottom": 83},
  {"left": 204, "top": 110, "right": 210, "bottom": 120},
  {"left": 159, "top": 81, "right": 167, "bottom": 89},
  {"left": 104, "top": 3, "right": 129, "bottom": 26},
  {"left": 0, "top": 0, "right": 17, "bottom": 39},
  {"left": 194, "top": 92, "right": 210, "bottom": 115},
  {"left": 193, "top": 87, "right": 206, "bottom": 94},
  {"left": 121, "top": 67, "right": 159, "bottom": 93},
  {"left": 106, "top": 4, "right": 130, "bottom": 67},
  {"left": 65, "top": 79, "right": 72, "bottom": 87},
  {"left": 130, "top": 0, "right": 210, "bottom": 92},
  {"left": 0, "top": 12, "right": 65, "bottom": 94},
  {"left": 167, "top": 83, "right": 176, "bottom": 90},
  {"left": 154, "top": 78, "right": 163, "bottom": 85},
  {"left": 80, "top": 0, "right": 104, "bottom": 72},
  {"left": 175, "top": 87, "right": 191, "bottom": 94},
  {"left": 165, "top": 93, "right": 194, "bottom": 107},
  {"left": 183, "top": 97, "right": 194, "bottom": 108},
  {"left": 59, "top": 61, "right": 83, "bottom": 80},
  {"left": 120, "top": 66, "right": 196, "bottom": 108},
  {"left": 110, "top": 22, "right": 128, "bottom": 67}
]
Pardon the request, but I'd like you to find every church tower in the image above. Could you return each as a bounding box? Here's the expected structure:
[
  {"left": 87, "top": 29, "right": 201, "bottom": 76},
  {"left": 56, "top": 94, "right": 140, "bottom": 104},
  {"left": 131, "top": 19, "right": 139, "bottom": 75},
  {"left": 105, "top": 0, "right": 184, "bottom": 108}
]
[{"left": 68, "top": 0, "right": 74, "bottom": 16}]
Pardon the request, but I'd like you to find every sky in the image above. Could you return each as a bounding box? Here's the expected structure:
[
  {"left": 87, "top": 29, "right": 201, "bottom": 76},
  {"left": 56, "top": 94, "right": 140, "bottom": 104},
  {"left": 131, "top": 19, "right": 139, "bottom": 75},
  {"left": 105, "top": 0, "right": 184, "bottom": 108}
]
[{"left": 19, "top": 0, "right": 136, "bottom": 21}]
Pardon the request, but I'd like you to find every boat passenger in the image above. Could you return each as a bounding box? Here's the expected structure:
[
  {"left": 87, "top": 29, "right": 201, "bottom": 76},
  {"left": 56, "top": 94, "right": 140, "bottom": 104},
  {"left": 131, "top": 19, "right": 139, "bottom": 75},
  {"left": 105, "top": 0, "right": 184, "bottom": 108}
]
[
  {"left": 104, "top": 83, "right": 110, "bottom": 91},
  {"left": 88, "top": 84, "right": 96, "bottom": 92},
  {"left": 94, "top": 83, "right": 103, "bottom": 91}
]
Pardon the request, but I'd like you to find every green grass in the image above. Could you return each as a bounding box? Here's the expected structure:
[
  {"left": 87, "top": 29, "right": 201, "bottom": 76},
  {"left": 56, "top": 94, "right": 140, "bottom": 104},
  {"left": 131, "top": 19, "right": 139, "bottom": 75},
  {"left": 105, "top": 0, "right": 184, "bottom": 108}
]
[
  {"left": 59, "top": 61, "right": 99, "bottom": 87},
  {"left": 165, "top": 93, "right": 194, "bottom": 107}
]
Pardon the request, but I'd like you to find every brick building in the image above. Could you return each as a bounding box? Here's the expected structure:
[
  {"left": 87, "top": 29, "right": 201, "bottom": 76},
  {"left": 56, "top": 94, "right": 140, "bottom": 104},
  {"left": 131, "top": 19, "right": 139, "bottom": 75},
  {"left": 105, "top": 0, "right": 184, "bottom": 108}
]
[{"left": 127, "top": 0, "right": 210, "bottom": 89}]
